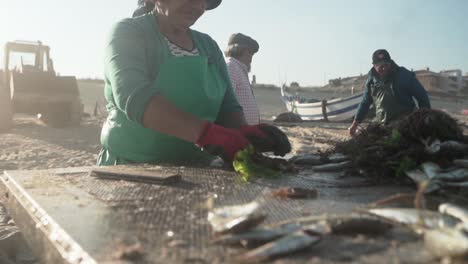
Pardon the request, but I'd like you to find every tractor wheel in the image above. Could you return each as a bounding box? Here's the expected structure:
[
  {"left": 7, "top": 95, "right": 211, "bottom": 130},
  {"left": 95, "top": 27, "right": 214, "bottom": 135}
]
[{"left": 0, "top": 87, "right": 13, "bottom": 132}]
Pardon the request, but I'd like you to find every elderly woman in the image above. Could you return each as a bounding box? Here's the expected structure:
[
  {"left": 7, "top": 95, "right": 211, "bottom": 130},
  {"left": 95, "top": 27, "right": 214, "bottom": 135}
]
[
  {"left": 225, "top": 33, "right": 261, "bottom": 125},
  {"left": 98, "top": 0, "right": 291, "bottom": 165}
]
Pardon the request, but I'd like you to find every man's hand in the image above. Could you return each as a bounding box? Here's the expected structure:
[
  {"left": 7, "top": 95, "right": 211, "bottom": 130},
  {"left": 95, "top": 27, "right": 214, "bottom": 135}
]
[
  {"left": 239, "top": 124, "right": 291, "bottom": 156},
  {"left": 196, "top": 122, "right": 250, "bottom": 161},
  {"left": 348, "top": 121, "right": 360, "bottom": 137}
]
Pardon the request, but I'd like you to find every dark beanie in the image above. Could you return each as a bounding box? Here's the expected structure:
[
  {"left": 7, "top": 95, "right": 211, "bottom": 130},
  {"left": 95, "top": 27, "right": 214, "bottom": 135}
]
[{"left": 132, "top": 1, "right": 155, "bottom": 18}]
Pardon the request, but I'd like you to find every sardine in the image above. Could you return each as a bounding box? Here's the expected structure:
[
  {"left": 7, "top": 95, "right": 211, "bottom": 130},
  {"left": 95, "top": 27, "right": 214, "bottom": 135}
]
[
  {"left": 439, "top": 203, "right": 468, "bottom": 225},
  {"left": 421, "top": 162, "right": 441, "bottom": 179},
  {"left": 327, "top": 153, "right": 349, "bottom": 163},
  {"left": 424, "top": 227, "right": 468, "bottom": 258},
  {"left": 423, "top": 139, "right": 468, "bottom": 154},
  {"left": 432, "top": 168, "right": 468, "bottom": 182},
  {"left": 438, "top": 181, "right": 468, "bottom": 188},
  {"left": 289, "top": 154, "right": 325, "bottom": 166},
  {"left": 238, "top": 230, "right": 321, "bottom": 263},
  {"left": 208, "top": 201, "right": 266, "bottom": 234},
  {"left": 211, "top": 223, "right": 302, "bottom": 247},
  {"left": 327, "top": 214, "right": 393, "bottom": 235},
  {"left": 311, "top": 160, "right": 352, "bottom": 172},
  {"left": 303, "top": 213, "right": 393, "bottom": 236},
  {"left": 366, "top": 208, "right": 459, "bottom": 231},
  {"left": 440, "top": 141, "right": 468, "bottom": 152},
  {"left": 454, "top": 159, "right": 468, "bottom": 169},
  {"left": 405, "top": 169, "right": 429, "bottom": 184}
]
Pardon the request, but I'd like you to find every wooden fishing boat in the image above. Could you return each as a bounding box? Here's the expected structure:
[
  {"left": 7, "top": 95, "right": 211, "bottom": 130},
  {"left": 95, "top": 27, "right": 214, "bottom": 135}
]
[{"left": 280, "top": 86, "right": 363, "bottom": 121}]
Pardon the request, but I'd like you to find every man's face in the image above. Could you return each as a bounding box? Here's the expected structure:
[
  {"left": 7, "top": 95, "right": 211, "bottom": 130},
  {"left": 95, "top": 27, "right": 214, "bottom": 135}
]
[
  {"left": 157, "top": 0, "right": 206, "bottom": 28},
  {"left": 373, "top": 63, "right": 392, "bottom": 78}
]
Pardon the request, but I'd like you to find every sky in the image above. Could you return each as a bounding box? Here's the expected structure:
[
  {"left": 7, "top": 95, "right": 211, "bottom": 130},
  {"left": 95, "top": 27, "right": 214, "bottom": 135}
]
[{"left": 1, "top": 0, "right": 467, "bottom": 86}]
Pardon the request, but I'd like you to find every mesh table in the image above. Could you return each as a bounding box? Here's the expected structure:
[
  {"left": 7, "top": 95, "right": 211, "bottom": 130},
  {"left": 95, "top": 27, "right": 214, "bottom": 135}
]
[{"left": 1, "top": 165, "right": 437, "bottom": 264}]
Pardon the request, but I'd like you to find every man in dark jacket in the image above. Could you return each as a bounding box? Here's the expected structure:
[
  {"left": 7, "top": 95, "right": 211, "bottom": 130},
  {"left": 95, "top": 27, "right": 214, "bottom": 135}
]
[{"left": 348, "top": 49, "right": 431, "bottom": 136}]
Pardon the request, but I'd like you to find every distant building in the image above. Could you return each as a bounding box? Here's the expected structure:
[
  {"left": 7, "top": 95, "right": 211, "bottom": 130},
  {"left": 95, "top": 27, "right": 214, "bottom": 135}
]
[{"left": 414, "top": 68, "right": 464, "bottom": 95}]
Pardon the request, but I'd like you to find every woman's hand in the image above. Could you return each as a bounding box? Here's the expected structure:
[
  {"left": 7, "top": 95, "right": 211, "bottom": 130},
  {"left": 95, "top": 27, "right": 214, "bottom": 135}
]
[
  {"left": 239, "top": 124, "right": 291, "bottom": 156},
  {"left": 195, "top": 122, "right": 250, "bottom": 161}
]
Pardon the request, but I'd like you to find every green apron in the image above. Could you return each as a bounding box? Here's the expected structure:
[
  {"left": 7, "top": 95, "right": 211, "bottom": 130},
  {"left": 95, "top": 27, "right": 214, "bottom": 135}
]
[
  {"left": 98, "top": 56, "right": 226, "bottom": 165},
  {"left": 371, "top": 80, "right": 413, "bottom": 124}
]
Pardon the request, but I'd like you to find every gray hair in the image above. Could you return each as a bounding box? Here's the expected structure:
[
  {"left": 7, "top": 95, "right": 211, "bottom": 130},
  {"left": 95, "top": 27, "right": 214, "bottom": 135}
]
[{"left": 225, "top": 44, "right": 249, "bottom": 58}]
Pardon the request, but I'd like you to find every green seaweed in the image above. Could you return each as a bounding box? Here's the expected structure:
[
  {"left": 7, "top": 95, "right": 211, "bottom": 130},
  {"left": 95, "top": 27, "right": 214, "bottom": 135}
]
[
  {"left": 384, "top": 129, "right": 402, "bottom": 147},
  {"left": 233, "top": 145, "right": 280, "bottom": 182}
]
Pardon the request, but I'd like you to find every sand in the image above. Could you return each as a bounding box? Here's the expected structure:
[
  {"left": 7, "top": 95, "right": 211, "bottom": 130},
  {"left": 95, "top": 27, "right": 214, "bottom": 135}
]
[{"left": 1, "top": 82, "right": 467, "bottom": 173}]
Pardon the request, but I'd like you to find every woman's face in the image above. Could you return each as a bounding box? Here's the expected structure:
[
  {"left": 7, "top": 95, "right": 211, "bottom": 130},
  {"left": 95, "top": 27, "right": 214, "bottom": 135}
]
[{"left": 156, "top": 0, "right": 207, "bottom": 29}]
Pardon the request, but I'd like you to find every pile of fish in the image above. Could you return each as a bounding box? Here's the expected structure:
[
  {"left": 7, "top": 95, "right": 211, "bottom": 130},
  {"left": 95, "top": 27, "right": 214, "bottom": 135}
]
[
  {"left": 207, "top": 199, "right": 468, "bottom": 262},
  {"left": 367, "top": 203, "right": 468, "bottom": 259},
  {"left": 324, "top": 109, "right": 468, "bottom": 183},
  {"left": 405, "top": 159, "right": 468, "bottom": 194},
  {"left": 207, "top": 200, "right": 386, "bottom": 262},
  {"left": 208, "top": 192, "right": 468, "bottom": 263},
  {"left": 289, "top": 146, "right": 468, "bottom": 196}
]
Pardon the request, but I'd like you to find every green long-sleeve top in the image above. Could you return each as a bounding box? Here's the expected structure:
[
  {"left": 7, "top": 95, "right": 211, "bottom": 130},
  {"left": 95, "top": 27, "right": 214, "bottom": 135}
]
[{"left": 103, "top": 12, "right": 242, "bottom": 124}]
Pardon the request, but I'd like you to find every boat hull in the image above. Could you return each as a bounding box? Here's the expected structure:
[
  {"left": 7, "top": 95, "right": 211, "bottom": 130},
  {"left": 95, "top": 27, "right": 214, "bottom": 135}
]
[{"left": 281, "top": 86, "right": 363, "bottom": 121}]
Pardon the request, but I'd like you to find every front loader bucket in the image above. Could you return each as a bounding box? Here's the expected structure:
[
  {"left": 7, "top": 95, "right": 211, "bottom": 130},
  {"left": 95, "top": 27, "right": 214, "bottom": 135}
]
[
  {"left": 10, "top": 72, "right": 83, "bottom": 127},
  {"left": 0, "top": 83, "right": 13, "bottom": 132}
]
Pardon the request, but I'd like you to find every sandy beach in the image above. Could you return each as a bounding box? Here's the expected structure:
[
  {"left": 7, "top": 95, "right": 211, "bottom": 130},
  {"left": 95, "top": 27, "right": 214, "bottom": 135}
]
[{"left": 1, "top": 81, "right": 467, "bottom": 173}]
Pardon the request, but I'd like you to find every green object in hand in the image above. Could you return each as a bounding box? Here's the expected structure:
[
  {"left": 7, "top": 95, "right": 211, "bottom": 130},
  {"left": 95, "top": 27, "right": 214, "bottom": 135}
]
[{"left": 233, "top": 145, "right": 280, "bottom": 182}]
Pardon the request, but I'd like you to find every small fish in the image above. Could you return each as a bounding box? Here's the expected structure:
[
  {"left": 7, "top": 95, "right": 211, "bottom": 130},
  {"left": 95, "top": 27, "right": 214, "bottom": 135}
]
[
  {"left": 366, "top": 208, "right": 459, "bottom": 231},
  {"left": 311, "top": 160, "right": 352, "bottom": 172},
  {"left": 454, "top": 159, "right": 468, "bottom": 169},
  {"left": 432, "top": 168, "right": 468, "bottom": 182},
  {"left": 424, "top": 227, "right": 468, "bottom": 258},
  {"left": 421, "top": 162, "right": 441, "bottom": 179},
  {"left": 302, "top": 213, "right": 393, "bottom": 236},
  {"left": 211, "top": 223, "right": 302, "bottom": 247},
  {"left": 439, "top": 203, "right": 468, "bottom": 225},
  {"left": 238, "top": 230, "right": 321, "bottom": 263},
  {"left": 405, "top": 169, "right": 429, "bottom": 184},
  {"left": 327, "top": 153, "right": 349, "bottom": 163},
  {"left": 289, "top": 154, "right": 325, "bottom": 166},
  {"left": 437, "top": 181, "right": 468, "bottom": 188},
  {"left": 208, "top": 201, "right": 266, "bottom": 234},
  {"left": 325, "top": 214, "right": 393, "bottom": 235},
  {"left": 440, "top": 141, "right": 468, "bottom": 152}
]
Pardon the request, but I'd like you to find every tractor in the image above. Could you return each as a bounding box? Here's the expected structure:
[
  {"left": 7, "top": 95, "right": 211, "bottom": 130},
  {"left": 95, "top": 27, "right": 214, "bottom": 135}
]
[{"left": 1, "top": 40, "right": 83, "bottom": 130}]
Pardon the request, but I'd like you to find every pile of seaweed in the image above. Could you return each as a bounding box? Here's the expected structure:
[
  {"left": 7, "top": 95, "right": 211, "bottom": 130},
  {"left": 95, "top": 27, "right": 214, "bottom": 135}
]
[{"left": 332, "top": 109, "right": 468, "bottom": 182}]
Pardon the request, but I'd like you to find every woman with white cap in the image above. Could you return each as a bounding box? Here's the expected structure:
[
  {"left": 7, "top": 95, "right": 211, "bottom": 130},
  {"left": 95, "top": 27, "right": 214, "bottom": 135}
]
[{"left": 99, "top": 0, "right": 291, "bottom": 165}]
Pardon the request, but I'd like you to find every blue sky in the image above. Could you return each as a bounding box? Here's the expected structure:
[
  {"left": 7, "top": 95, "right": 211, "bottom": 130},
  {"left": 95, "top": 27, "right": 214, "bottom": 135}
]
[{"left": 1, "top": 0, "right": 467, "bottom": 86}]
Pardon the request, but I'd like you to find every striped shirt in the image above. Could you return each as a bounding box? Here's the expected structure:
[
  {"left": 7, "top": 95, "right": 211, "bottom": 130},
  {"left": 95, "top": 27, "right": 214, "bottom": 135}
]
[{"left": 226, "top": 57, "right": 260, "bottom": 125}]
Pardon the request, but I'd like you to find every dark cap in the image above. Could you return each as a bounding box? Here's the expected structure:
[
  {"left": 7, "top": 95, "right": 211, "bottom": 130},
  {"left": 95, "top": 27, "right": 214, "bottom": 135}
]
[
  {"left": 133, "top": 0, "right": 221, "bottom": 17},
  {"left": 372, "top": 49, "right": 392, "bottom": 65},
  {"left": 227, "top": 33, "right": 259, "bottom": 53},
  {"left": 207, "top": 0, "right": 222, "bottom": 10},
  {"left": 133, "top": 1, "right": 155, "bottom": 17}
]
